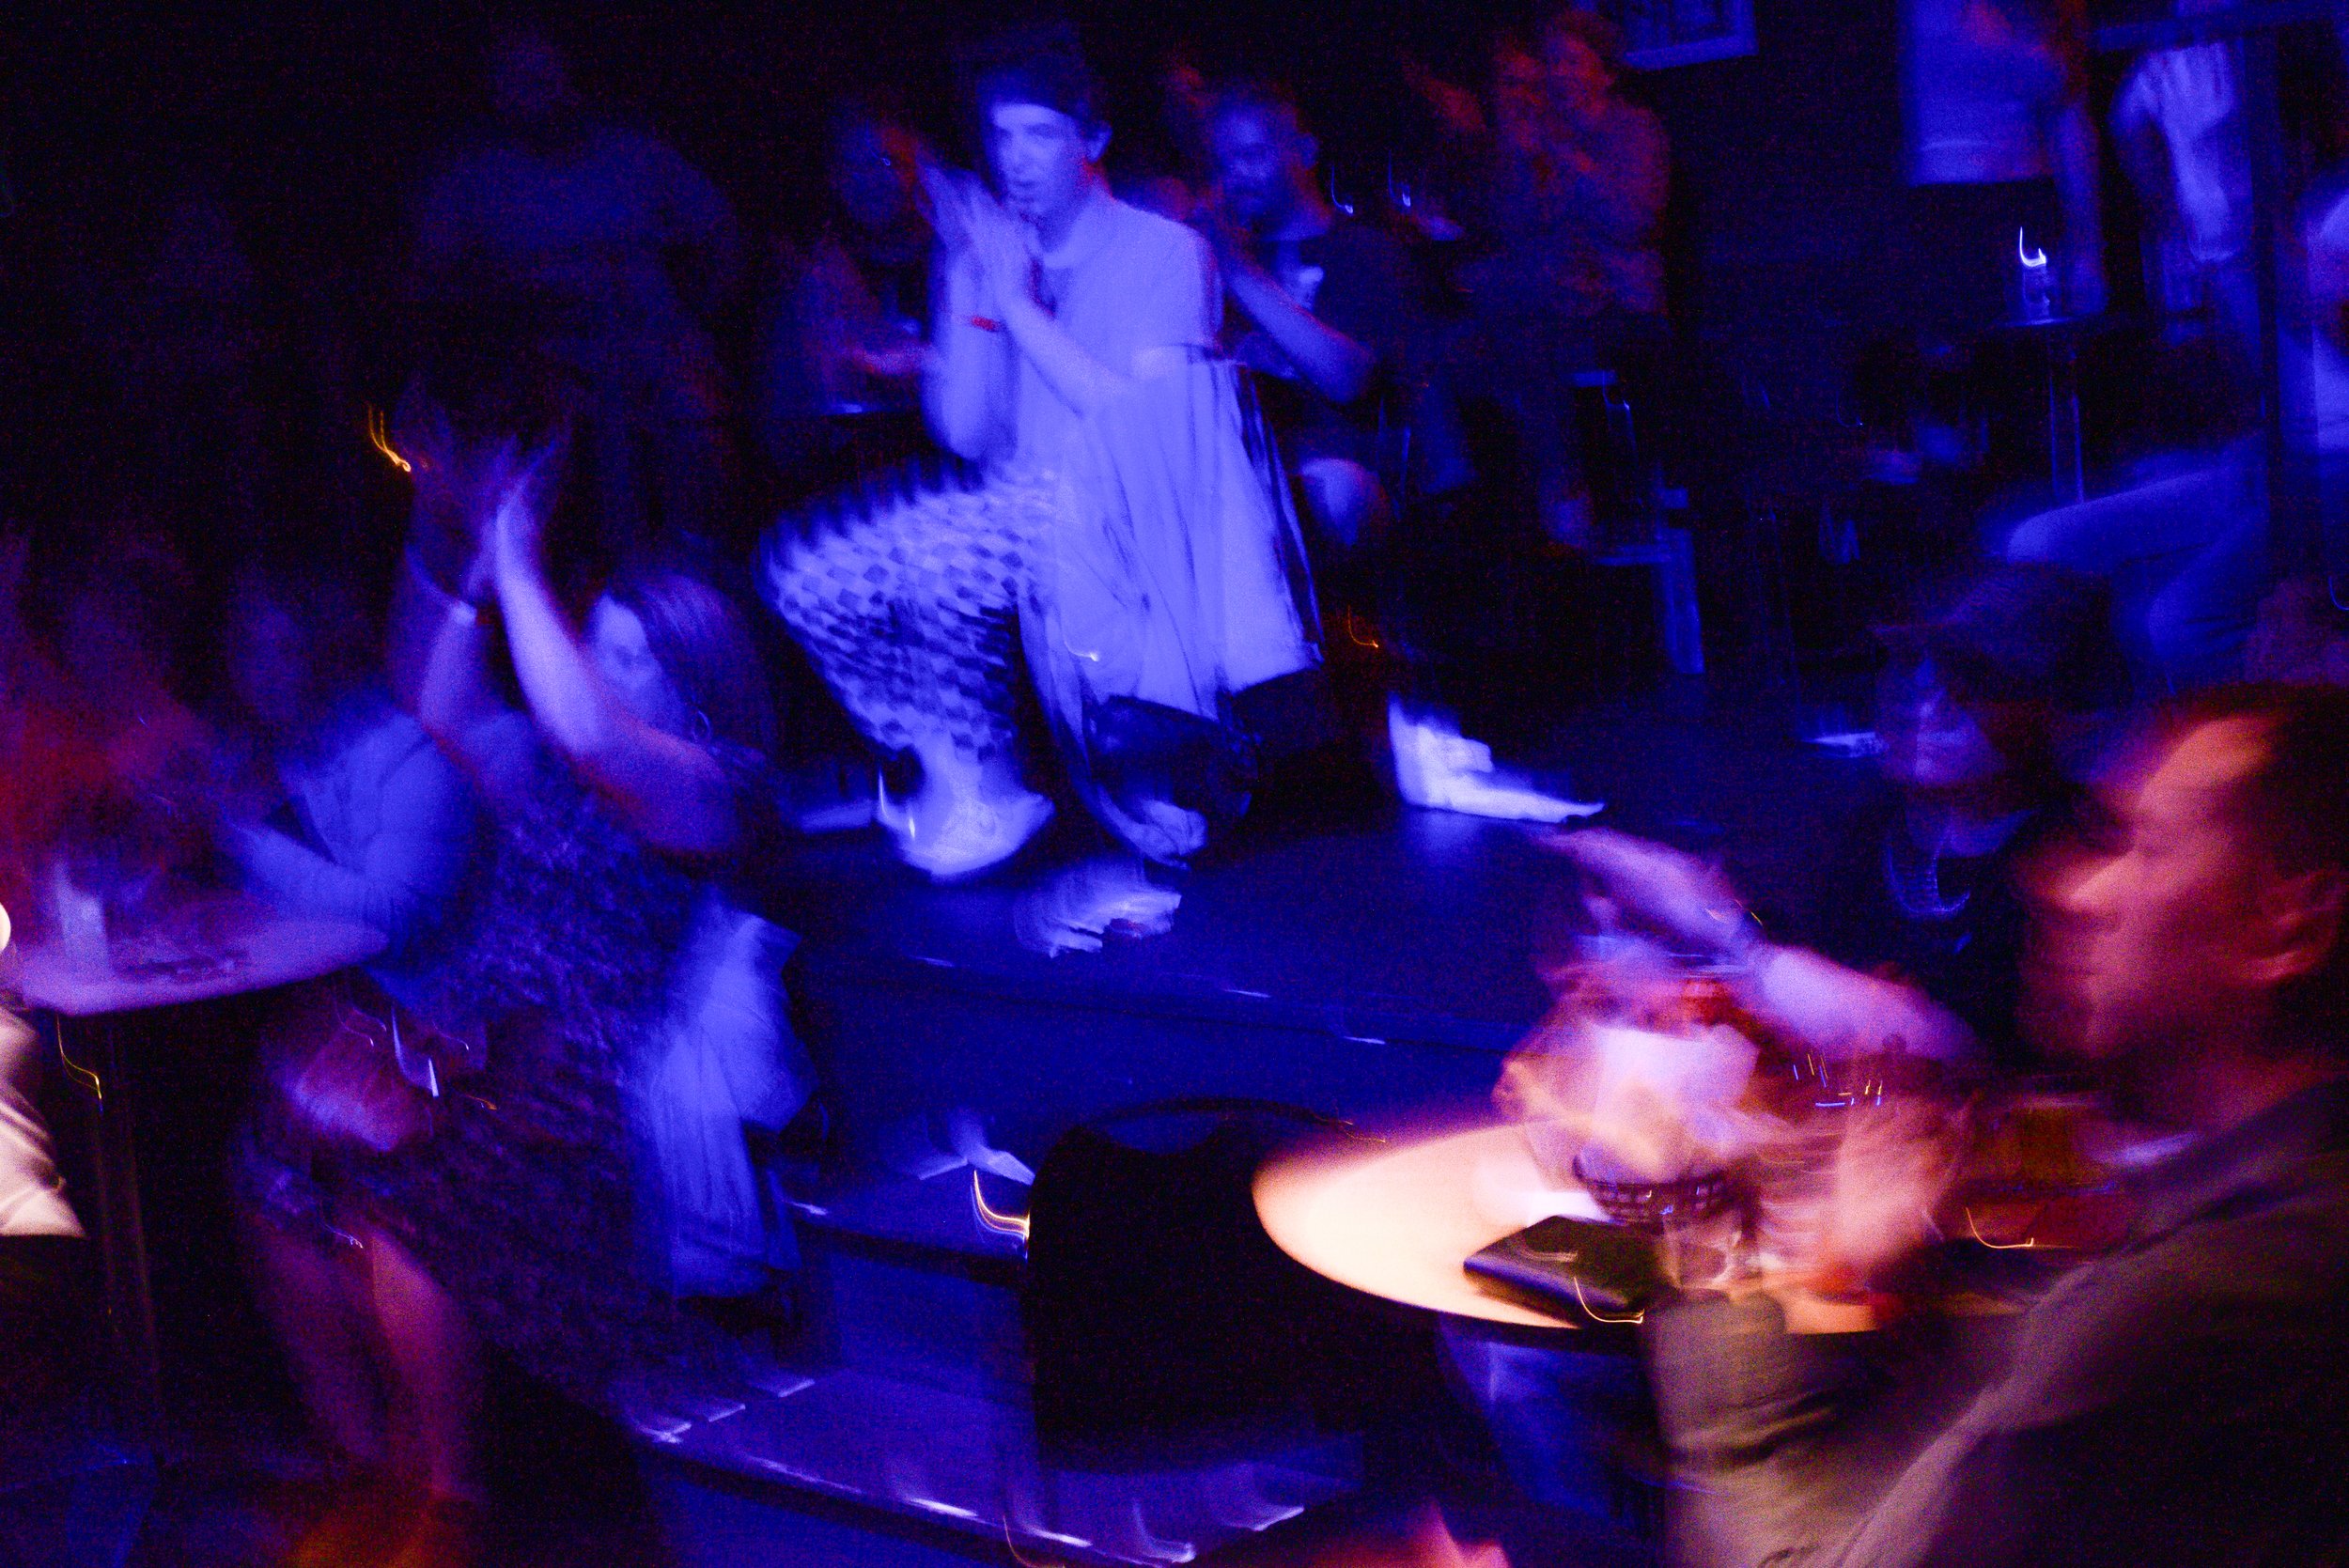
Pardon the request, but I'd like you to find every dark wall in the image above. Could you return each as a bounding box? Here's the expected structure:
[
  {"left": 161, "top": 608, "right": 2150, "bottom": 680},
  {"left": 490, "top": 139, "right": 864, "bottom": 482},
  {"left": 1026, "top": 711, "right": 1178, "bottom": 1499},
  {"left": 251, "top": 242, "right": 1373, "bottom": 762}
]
[{"left": 1, "top": 0, "right": 2180, "bottom": 516}]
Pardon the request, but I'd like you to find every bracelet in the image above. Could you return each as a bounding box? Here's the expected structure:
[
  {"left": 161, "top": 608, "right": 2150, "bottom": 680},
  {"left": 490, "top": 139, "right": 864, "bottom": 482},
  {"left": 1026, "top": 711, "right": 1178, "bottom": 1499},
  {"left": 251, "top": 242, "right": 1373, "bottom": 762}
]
[{"left": 966, "top": 315, "right": 1003, "bottom": 334}]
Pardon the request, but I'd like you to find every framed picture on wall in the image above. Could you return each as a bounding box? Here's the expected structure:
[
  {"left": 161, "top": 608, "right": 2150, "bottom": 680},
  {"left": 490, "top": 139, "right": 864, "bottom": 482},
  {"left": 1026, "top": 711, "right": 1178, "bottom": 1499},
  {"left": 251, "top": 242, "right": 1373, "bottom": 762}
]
[{"left": 1603, "top": 0, "right": 1759, "bottom": 67}]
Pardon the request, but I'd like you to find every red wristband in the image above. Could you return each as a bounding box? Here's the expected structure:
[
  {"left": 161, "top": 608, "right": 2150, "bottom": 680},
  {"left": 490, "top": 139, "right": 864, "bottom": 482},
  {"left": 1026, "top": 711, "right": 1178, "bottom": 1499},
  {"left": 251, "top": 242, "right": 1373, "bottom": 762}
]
[{"left": 967, "top": 315, "right": 1003, "bottom": 333}]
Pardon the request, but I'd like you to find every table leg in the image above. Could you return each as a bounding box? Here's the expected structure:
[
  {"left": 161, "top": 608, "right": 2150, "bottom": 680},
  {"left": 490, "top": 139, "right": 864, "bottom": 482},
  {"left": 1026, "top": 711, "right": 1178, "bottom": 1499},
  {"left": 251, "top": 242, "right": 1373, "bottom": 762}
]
[
  {"left": 53, "top": 1013, "right": 163, "bottom": 1432},
  {"left": 2048, "top": 337, "right": 2084, "bottom": 505}
]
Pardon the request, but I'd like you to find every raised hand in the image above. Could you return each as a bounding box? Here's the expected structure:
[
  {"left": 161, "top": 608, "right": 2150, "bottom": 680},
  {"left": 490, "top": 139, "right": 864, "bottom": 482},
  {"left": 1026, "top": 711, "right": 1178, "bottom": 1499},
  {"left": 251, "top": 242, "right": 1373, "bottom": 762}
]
[
  {"left": 1543, "top": 827, "right": 1753, "bottom": 959},
  {"left": 920, "top": 163, "right": 978, "bottom": 256},
  {"left": 961, "top": 187, "right": 1037, "bottom": 311},
  {"left": 2149, "top": 43, "right": 2235, "bottom": 147},
  {"left": 483, "top": 436, "right": 567, "bottom": 581}
]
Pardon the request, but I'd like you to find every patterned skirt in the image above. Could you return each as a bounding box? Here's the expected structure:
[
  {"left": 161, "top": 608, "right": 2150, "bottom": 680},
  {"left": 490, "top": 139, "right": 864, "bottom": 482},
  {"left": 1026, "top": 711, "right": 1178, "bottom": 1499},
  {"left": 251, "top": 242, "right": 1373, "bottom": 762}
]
[{"left": 759, "top": 462, "right": 1062, "bottom": 767}]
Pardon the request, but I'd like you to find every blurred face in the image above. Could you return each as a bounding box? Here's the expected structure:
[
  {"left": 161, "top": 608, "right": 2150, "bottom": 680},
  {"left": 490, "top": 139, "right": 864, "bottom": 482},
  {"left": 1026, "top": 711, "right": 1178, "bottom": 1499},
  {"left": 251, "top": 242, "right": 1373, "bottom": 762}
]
[
  {"left": 832, "top": 122, "right": 922, "bottom": 234},
  {"left": 1493, "top": 47, "right": 1547, "bottom": 137},
  {"left": 2028, "top": 720, "right": 2275, "bottom": 1069},
  {"left": 1877, "top": 661, "right": 2004, "bottom": 792},
  {"left": 587, "top": 598, "right": 689, "bottom": 736},
  {"left": 1540, "top": 29, "right": 1611, "bottom": 116},
  {"left": 1209, "top": 106, "right": 1301, "bottom": 231},
  {"left": 988, "top": 102, "right": 1098, "bottom": 225}
]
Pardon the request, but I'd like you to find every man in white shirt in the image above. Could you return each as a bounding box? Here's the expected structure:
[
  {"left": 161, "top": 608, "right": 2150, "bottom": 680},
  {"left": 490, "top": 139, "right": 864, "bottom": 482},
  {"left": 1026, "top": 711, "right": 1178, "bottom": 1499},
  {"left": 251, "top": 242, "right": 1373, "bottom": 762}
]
[{"left": 765, "top": 34, "right": 1316, "bottom": 878}]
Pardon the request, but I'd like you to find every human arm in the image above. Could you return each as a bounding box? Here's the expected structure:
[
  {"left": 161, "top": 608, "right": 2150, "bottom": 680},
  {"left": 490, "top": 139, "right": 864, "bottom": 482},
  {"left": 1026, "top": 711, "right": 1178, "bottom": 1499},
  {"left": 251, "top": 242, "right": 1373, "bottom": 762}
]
[
  {"left": 1204, "top": 210, "right": 1378, "bottom": 406},
  {"left": 399, "top": 435, "right": 534, "bottom": 813},
  {"left": 923, "top": 240, "right": 1019, "bottom": 461},
  {"left": 1549, "top": 828, "right": 1974, "bottom": 1063},
  {"left": 2143, "top": 46, "right": 2247, "bottom": 263},
  {"left": 227, "top": 733, "right": 476, "bottom": 950},
  {"left": 482, "top": 448, "right": 737, "bottom": 857}
]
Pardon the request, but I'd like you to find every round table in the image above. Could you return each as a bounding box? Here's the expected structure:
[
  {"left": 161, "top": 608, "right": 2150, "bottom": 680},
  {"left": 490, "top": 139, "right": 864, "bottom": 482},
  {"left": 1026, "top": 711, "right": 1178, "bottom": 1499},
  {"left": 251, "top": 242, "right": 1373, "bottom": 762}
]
[
  {"left": 1256, "top": 1120, "right": 1602, "bottom": 1330},
  {"left": 1255, "top": 1119, "right": 1879, "bottom": 1336},
  {"left": 2, "top": 900, "right": 385, "bottom": 1422}
]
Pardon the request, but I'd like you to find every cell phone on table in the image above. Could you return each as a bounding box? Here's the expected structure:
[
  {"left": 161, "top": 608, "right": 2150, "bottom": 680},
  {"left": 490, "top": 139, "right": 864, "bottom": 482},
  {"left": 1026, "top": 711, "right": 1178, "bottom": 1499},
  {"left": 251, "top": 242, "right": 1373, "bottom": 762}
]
[{"left": 1465, "top": 1217, "right": 1665, "bottom": 1321}]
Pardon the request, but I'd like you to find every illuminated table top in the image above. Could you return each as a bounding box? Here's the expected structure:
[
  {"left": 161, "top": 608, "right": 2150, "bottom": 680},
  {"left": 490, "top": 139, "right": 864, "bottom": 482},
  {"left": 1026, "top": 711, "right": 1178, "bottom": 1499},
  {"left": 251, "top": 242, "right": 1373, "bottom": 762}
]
[
  {"left": 1256, "top": 1119, "right": 1599, "bottom": 1330},
  {"left": 1255, "top": 1119, "right": 1881, "bottom": 1335},
  {"left": 2, "top": 899, "right": 385, "bottom": 1018}
]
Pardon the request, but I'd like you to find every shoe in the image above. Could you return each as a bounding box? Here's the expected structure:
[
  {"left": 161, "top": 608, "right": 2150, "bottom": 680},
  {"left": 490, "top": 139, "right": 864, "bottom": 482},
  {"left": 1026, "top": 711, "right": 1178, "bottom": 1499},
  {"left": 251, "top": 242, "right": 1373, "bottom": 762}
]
[
  {"left": 901, "top": 789, "right": 1054, "bottom": 881},
  {"left": 1014, "top": 858, "right": 1183, "bottom": 955},
  {"left": 1389, "top": 702, "right": 1604, "bottom": 824}
]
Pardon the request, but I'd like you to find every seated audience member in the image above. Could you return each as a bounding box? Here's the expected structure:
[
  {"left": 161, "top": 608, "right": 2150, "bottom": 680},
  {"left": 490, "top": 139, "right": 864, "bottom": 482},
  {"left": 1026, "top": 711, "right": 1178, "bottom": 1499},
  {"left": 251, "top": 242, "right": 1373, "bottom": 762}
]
[
  {"left": 218, "top": 563, "right": 488, "bottom": 1540},
  {"left": 1421, "top": 9, "right": 1670, "bottom": 546},
  {"left": 1813, "top": 565, "right": 2123, "bottom": 1063},
  {"left": 1557, "top": 567, "right": 2124, "bottom": 1069},
  {"left": 215, "top": 565, "right": 481, "bottom": 994},
  {"left": 758, "top": 103, "right": 938, "bottom": 488},
  {"left": 1633, "top": 684, "right": 2349, "bottom": 1567},
  {"left": 1203, "top": 82, "right": 1593, "bottom": 823},
  {"left": 761, "top": 31, "right": 1319, "bottom": 877},
  {"left": 1203, "top": 82, "right": 1415, "bottom": 561}
]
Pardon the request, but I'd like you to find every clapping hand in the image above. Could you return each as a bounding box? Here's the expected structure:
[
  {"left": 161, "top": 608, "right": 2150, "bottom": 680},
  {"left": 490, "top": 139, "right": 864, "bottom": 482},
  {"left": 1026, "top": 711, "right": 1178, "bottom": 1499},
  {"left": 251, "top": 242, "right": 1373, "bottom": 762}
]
[
  {"left": 1544, "top": 828, "right": 1753, "bottom": 960},
  {"left": 962, "top": 189, "right": 1036, "bottom": 312},
  {"left": 923, "top": 166, "right": 1034, "bottom": 313},
  {"left": 481, "top": 435, "right": 567, "bottom": 582},
  {"left": 2147, "top": 43, "right": 2235, "bottom": 147}
]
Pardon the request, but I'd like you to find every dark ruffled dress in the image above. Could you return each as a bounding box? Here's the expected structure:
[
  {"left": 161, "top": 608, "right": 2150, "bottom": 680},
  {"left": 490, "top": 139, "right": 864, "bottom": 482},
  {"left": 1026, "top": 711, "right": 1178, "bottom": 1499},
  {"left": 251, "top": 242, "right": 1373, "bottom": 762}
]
[{"left": 250, "top": 744, "right": 771, "bottom": 1407}]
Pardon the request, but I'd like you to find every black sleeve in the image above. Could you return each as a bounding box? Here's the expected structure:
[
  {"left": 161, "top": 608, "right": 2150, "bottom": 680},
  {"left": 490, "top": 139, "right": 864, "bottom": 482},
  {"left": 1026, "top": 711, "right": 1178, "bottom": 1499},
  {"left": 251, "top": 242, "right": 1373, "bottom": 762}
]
[{"left": 1310, "top": 223, "right": 1422, "bottom": 375}]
